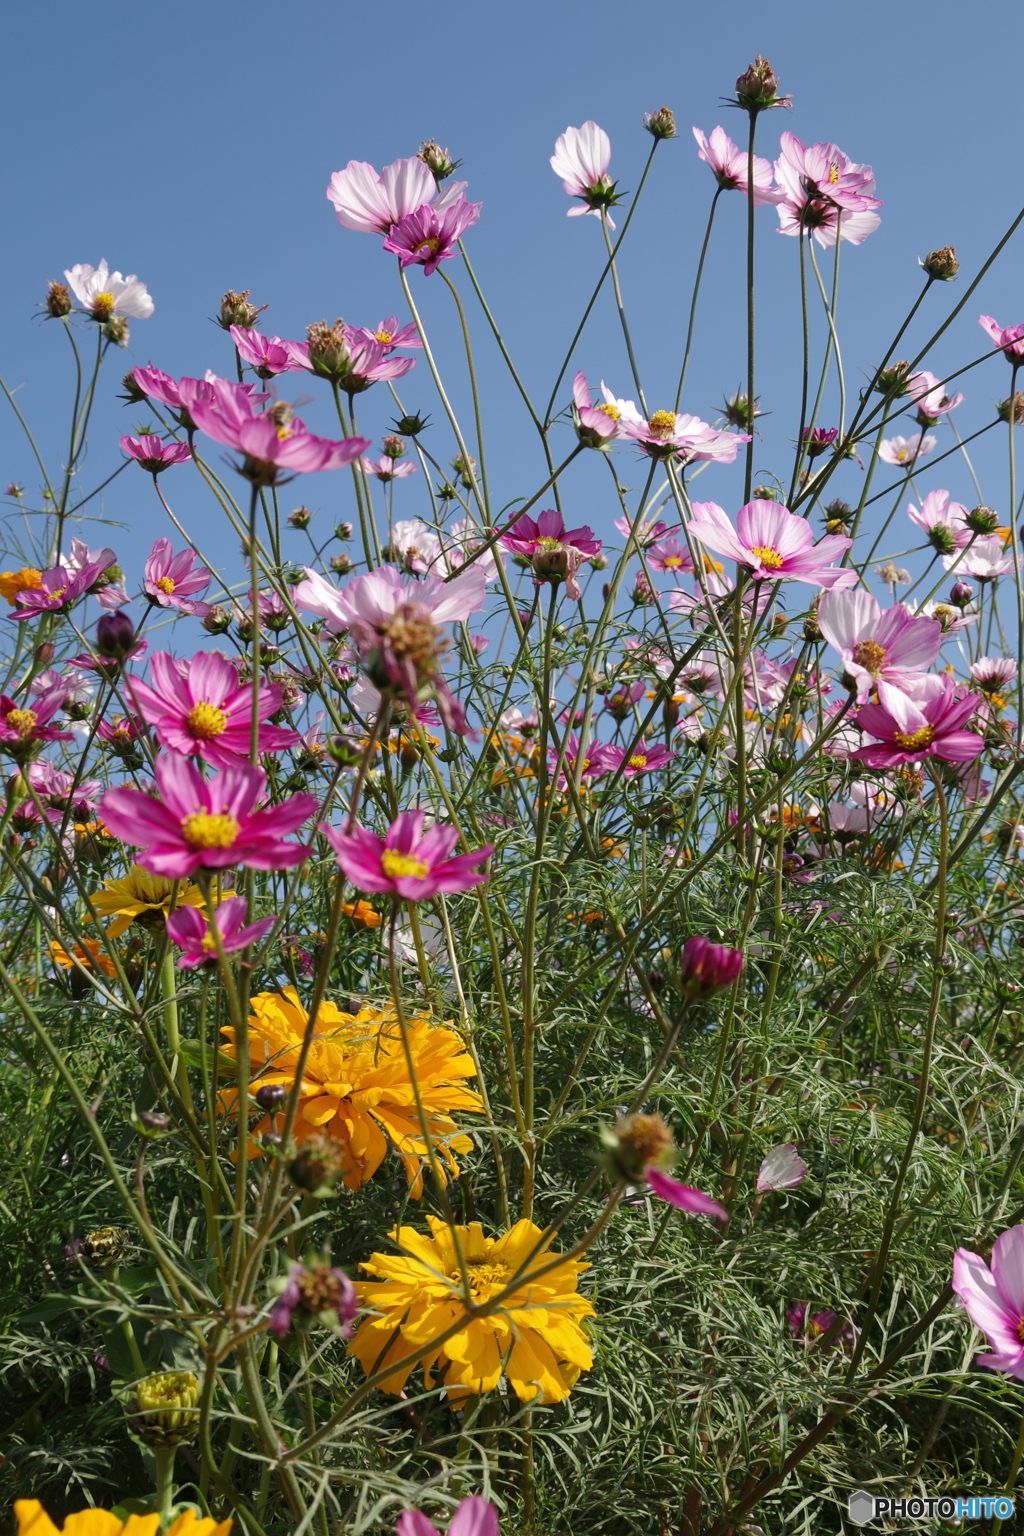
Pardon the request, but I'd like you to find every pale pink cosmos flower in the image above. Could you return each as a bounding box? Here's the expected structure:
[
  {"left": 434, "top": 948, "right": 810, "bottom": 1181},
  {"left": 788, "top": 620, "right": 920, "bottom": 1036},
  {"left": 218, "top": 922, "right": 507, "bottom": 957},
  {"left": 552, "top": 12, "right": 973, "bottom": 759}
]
[
  {"left": 647, "top": 538, "right": 693, "bottom": 575},
  {"left": 878, "top": 434, "right": 936, "bottom": 466},
  {"left": 383, "top": 195, "right": 482, "bottom": 276},
  {"left": 501, "top": 509, "right": 601, "bottom": 602},
  {"left": 349, "top": 316, "right": 422, "bottom": 352},
  {"left": 952, "top": 1225, "right": 1024, "bottom": 1380},
  {"left": 188, "top": 380, "right": 369, "bottom": 484},
  {"left": 971, "top": 655, "right": 1018, "bottom": 690},
  {"left": 604, "top": 679, "right": 646, "bottom": 720},
  {"left": 397, "top": 1496, "right": 498, "bottom": 1536},
  {"left": 364, "top": 456, "right": 417, "bottom": 483},
  {"left": 144, "top": 538, "right": 212, "bottom": 616},
  {"left": 756, "top": 1144, "right": 808, "bottom": 1192},
  {"left": 852, "top": 673, "right": 984, "bottom": 767},
  {"left": 321, "top": 809, "right": 492, "bottom": 899},
  {"left": 100, "top": 756, "right": 315, "bottom": 878},
  {"left": 692, "top": 126, "right": 782, "bottom": 204},
  {"left": 614, "top": 511, "right": 669, "bottom": 547},
  {"left": 230, "top": 326, "right": 311, "bottom": 377},
  {"left": 571, "top": 371, "right": 626, "bottom": 447},
  {"left": 167, "top": 896, "right": 276, "bottom": 969},
  {"left": 551, "top": 121, "right": 616, "bottom": 224},
  {"left": 326, "top": 156, "right": 468, "bottom": 235},
  {"left": 686, "top": 500, "right": 857, "bottom": 589},
  {"left": 906, "top": 371, "right": 964, "bottom": 423},
  {"left": 127, "top": 651, "right": 300, "bottom": 767},
  {"left": 64, "top": 260, "right": 154, "bottom": 319},
  {"left": 774, "top": 133, "right": 882, "bottom": 249},
  {"left": 907, "top": 489, "right": 971, "bottom": 553},
  {"left": 945, "top": 534, "right": 1015, "bottom": 582},
  {"left": 386, "top": 519, "right": 442, "bottom": 574},
  {"left": 120, "top": 435, "right": 192, "bottom": 473},
  {"left": 817, "top": 588, "right": 942, "bottom": 707},
  {"left": 914, "top": 597, "right": 978, "bottom": 634},
  {"left": 979, "top": 315, "right": 1024, "bottom": 363},
  {"left": 435, "top": 519, "right": 505, "bottom": 584},
  {"left": 619, "top": 410, "right": 748, "bottom": 464}
]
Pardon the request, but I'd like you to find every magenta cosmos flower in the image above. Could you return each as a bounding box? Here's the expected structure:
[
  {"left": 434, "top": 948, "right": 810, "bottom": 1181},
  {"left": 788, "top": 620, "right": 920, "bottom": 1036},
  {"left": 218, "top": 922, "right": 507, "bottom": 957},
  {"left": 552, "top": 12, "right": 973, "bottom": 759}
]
[
  {"left": 0, "top": 688, "right": 74, "bottom": 758},
  {"left": 127, "top": 651, "right": 300, "bottom": 767},
  {"left": 979, "top": 315, "right": 1024, "bottom": 363},
  {"left": 501, "top": 509, "right": 601, "bottom": 601},
  {"left": 230, "top": 326, "right": 311, "bottom": 377},
  {"left": 120, "top": 435, "right": 192, "bottom": 473},
  {"left": 952, "top": 1225, "right": 1024, "bottom": 1379},
  {"left": 817, "top": 588, "right": 942, "bottom": 706},
  {"left": 617, "top": 739, "right": 675, "bottom": 777},
  {"left": 397, "top": 1496, "right": 498, "bottom": 1536},
  {"left": 64, "top": 259, "right": 153, "bottom": 320},
  {"left": 756, "top": 1144, "right": 808, "bottom": 1192},
  {"left": 321, "top": 809, "right": 492, "bottom": 899},
  {"left": 774, "top": 133, "right": 882, "bottom": 248},
  {"left": 132, "top": 367, "right": 264, "bottom": 428},
  {"left": 692, "top": 126, "right": 781, "bottom": 203},
  {"left": 547, "top": 734, "right": 620, "bottom": 789},
  {"left": 686, "top": 500, "right": 857, "bottom": 589},
  {"left": 383, "top": 195, "right": 482, "bottom": 276},
  {"left": 328, "top": 335, "right": 416, "bottom": 394},
  {"left": 852, "top": 674, "right": 984, "bottom": 767},
  {"left": 680, "top": 936, "right": 744, "bottom": 997},
  {"left": 167, "top": 895, "right": 275, "bottom": 969},
  {"left": 350, "top": 316, "right": 422, "bottom": 352},
  {"left": 8, "top": 554, "right": 116, "bottom": 621},
  {"left": 645, "top": 1168, "right": 727, "bottom": 1220},
  {"left": 906, "top": 371, "right": 964, "bottom": 423},
  {"left": 551, "top": 121, "right": 617, "bottom": 224},
  {"left": 619, "top": 410, "right": 747, "bottom": 465},
  {"left": 101, "top": 756, "right": 316, "bottom": 877},
  {"left": 144, "top": 537, "right": 212, "bottom": 616},
  {"left": 326, "top": 155, "right": 468, "bottom": 235},
  {"left": 188, "top": 379, "right": 368, "bottom": 485}
]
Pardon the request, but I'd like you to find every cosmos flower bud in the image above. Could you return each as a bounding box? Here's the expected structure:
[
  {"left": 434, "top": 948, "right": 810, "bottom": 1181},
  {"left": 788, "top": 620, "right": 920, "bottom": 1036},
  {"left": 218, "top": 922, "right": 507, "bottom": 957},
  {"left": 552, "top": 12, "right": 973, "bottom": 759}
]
[
  {"left": 120, "top": 370, "right": 147, "bottom": 404},
  {"left": 966, "top": 506, "right": 999, "bottom": 535},
  {"left": 201, "top": 604, "right": 232, "bottom": 635},
  {"left": 452, "top": 453, "right": 477, "bottom": 488},
  {"left": 103, "top": 316, "right": 130, "bottom": 348},
  {"left": 255, "top": 1082, "right": 287, "bottom": 1111},
  {"left": 288, "top": 1134, "right": 344, "bottom": 1196},
  {"left": 921, "top": 246, "right": 959, "bottom": 281},
  {"left": 679, "top": 935, "right": 744, "bottom": 998},
  {"left": 45, "top": 281, "right": 73, "bottom": 317},
  {"left": 875, "top": 361, "right": 910, "bottom": 398},
  {"left": 382, "top": 434, "right": 406, "bottom": 460},
  {"left": 288, "top": 506, "right": 312, "bottom": 530},
  {"left": 998, "top": 392, "right": 1024, "bottom": 426},
  {"left": 631, "top": 572, "right": 656, "bottom": 606},
  {"left": 751, "top": 485, "right": 776, "bottom": 500},
  {"left": 80, "top": 1226, "right": 130, "bottom": 1271},
  {"left": 643, "top": 106, "right": 676, "bottom": 140},
  {"left": 133, "top": 1371, "right": 200, "bottom": 1448},
  {"left": 334, "top": 521, "right": 353, "bottom": 541},
  {"left": 723, "top": 391, "right": 760, "bottom": 432},
  {"left": 734, "top": 56, "right": 789, "bottom": 112},
  {"left": 218, "top": 288, "right": 265, "bottom": 330},
  {"left": 270, "top": 1260, "right": 358, "bottom": 1339},
  {"left": 95, "top": 611, "right": 137, "bottom": 661},
  {"left": 418, "top": 139, "right": 460, "bottom": 181},
  {"left": 330, "top": 553, "right": 354, "bottom": 575},
  {"left": 603, "top": 1112, "right": 674, "bottom": 1182},
  {"left": 391, "top": 412, "right": 430, "bottom": 436},
  {"left": 34, "top": 641, "right": 55, "bottom": 668},
  {"left": 950, "top": 579, "right": 975, "bottom": 608}
]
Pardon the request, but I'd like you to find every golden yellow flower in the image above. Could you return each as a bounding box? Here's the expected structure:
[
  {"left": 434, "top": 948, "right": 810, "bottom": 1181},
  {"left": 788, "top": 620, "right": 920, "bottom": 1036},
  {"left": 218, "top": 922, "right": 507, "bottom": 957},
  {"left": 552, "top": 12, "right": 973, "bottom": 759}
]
[
  {"left": 14, "top": 1503, "right": 231, "bottom": 1536},
  {"left": 50, "top": 938, "right": 118, "bottom": 977},
  {"left": 87, "top": 865, "right": 227, "bottom": 938},
  {"left": 349, "top": 1216, "right": 594, "bottom": 1406},
  {"left": 221, "top": 988, "right": 482, "bottom": 1194},
  {"left": 342, "top": 899, "right": 381, "bottom": 930},
  {"left": 0, "top": 568, "right": 43, "bottom": 606}
]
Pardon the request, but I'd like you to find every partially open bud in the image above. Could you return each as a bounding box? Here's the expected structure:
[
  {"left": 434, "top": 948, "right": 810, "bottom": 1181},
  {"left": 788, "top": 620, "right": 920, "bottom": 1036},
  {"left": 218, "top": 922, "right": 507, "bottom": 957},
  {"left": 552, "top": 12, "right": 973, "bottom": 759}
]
[
  {"left": 752, "top": 485, "right": 776, "bottom": 500},
  {"left": 306, "top": 319, "right": 350, "bottom": 380},
  {"left": 680, "top": 935, "right": 744, "bottom": 998},
  {"left": 723, "top": 391, "right": 760, "bottom": 432},
  {"left": 802, "top": 598, "right": 822, "bottom": 642},
  {"left": 734, "top": 56, "right": 789, "bottom": 112},
  {"left": 418, "top": 139, "right": 459, "bottom": 182},
  {"left": 950, "top": 579, "right": 975, "bottom": 608},
  {"left": 103, "top": 316, "right": 130, "bottom": 348},
  {"left": 218, "top": 288, "right": 265, "bottom": 330},
  {"left": 382, "top": 434, "right": 406, "bottom": 460},
  {"left": 45, "top": 282, "right": 73, "bottom": 318},
  {"left": 966, "top": 505, "right": 999, "bottom": 535},
  {"left": 137, "top": 1110, "right": 170, "bottom": 1134},
  {"left": 202, "top": 604, "right": 232, "bottom": 635},
  {"left": 95, "top": 610, "right": 137, "bottom": 661},
  {"left": 80, "top": 1225, "right": 130, "bottom": 1271},
  {"left": 644, "top": 106, "right": 677, "bottom": 140},
  {"left": 133, "top": 1371, "right": 200, "bottom": 1448},
  {"left": 271, "top": 1260, "right": 358, "bottom": 1338},
  {"left": 334, "top": 521, "right": 353, "bottom": 541},
  {"left": 921, "top": 246, "right": 959, "bottom": 281},
  {"left": 288, "top": 1135, "right": 344, "bottom": 1196},
  {"left": 602, "top": 1112, "right": 674, "bottom": 1183},
  {"left": 288, "top": 506, "right": 312, "bottom": 530},
  {"left": 452, "top": 453, "right": 477, "bottom": 489},
  {"left": 120, "top": 370, "right": 147, "bottom": 404}
]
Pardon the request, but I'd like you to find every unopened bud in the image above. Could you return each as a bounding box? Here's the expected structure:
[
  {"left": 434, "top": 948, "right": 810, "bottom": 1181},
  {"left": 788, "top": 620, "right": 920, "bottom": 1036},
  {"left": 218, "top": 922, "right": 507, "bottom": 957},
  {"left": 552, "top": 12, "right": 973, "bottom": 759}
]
[
  {"left": 45, "top": 281, "right": 73, "bottom": 318},
  {"left": 202, "top": 604, "right": 232, "bottom": 635},
  {"left": 82, "top": 1225, "right": 129, "bottom": 1271},
  {"left": 138, "top": 1110, "right": 170, "bottom": 1134},
  {"left": 121, "top": 370, "right": 147, "bottom": 404},
  {"left": 288, "top": 1135, "right": 344, "bottom": 1196},
  {"left": 802, "top": 598, "right": 822, "bottom": 642},
  {"left": 34, "top": 641, "right": 55, "bottom": 668},
  {"left": 391, "top": 412, "right": 431, "bottom": 436},
  {"left": 998, "top": 392, "right": 1024, "bottom": 426},
  {"left": 288, "top": 506, "right": 312, "bottom": 530},
  {"left": 382, "top": 434, "right": 406, "bottom": 460},
  {"left": 921, "top": 246, "right": 959, "bottom": 281},
  {"left": 133, "top": 1371, "right": 200, "bottom": 1448},
  {"left": 966, "top": 505, "right": 999, "bottom": 535},
  {"left": 643, "top": 106, "right": 677, "bottom": 140},
  {"left": 334, "top": 521, "right": 353, "bottom": 541},
  {"left": 255, "top": 1082, "right": 287, "bottom": 1111},
  {"left": 95, "top": 611, "right": 137, "bottom": 660},
  {"left": 218, "top": 288, "right": 265, "bottom": 330},
  {"left": 950, "top": 580, "right": 974, "bottom": 608},
  {"left": 876, "top": 360, "right": 911, "bottom": 398},
  {"left": 680, "top": 935, "right": 744, "bottom": 998},
  {"left": 588, "top": 552, "right": 607, "bottom": 570},
  {"left": 330, "top": 553, "right": 354, "bottom": 576},
  {"left": 752, "top": 485, "right": 776, "bottom": 500},
  {"left": 103, "top": 317, "right": 130, "bottom": 348}
]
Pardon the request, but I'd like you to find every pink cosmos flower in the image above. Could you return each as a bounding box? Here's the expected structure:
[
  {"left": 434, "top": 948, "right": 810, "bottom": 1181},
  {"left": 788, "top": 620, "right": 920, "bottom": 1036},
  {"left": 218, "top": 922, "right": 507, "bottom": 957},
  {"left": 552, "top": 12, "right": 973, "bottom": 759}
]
[
  {"left": 64, "top": 260, "right": 153, "bottom": 320},
  {"left": 774, "top": 133, "right": 882, "bottom": 248},
  {"left": 914, "top": 597, "right": 977, "bottom": 634},
  {"left": 604, "top": 679, "right": 646, "bottom": 720},
  {"left": 692, "top": 126, "right": 782, "bottom": 204},
  {"left": 551, "top": 121, "right": 617, "bottom": 224},
  {"left": 680, "top": 936, "right": 744, "bottom": 997},
  {"left": 647, "top": 538, "right": 693, "bottom": 575},
  {"left": 364, "top": 456, "right": 417, "bottom": 482},
  {"left": 120, "top": 435, "right": 192, "bottom": 473},
  {"left": 686, "top": 500, "right": 857, "bottom": 589},
  {"left": 387, "top": 520, "right": 442, "bottom": 573},
  {"left": 127, "top": 651, "right": 300, "bottom": 767},
  {"left": 0, "top": 689, "right": 74, "bottom": 756},
  {"left": 321, "top": 809, "right": 492, "bottom": 899},
  {"left": 96, "top": 713, "right": 146, "bottom": 753},
  {"left": 907, "top": 489, "right": 971, "bottom": 553},
  {"left": 617, "top": 739, "right": 675, "bottom": 777},
  {"left": 618, "top": 410, "right": 748, "bottom": 464},
  {"left": 945, "top": 534, "right": 1015, "bottom": 582},
  {"left": 971, "top": 655, "right": 1018, "bottom": 690},
  {"left": 548, "top": 734, "right": 620, "bottom": 789},
  {"left": 878, "top": 433, "right": 936, "bottom": 466},
  {"left": 7, "top": 556, "right": 116, "bottom": 621},
  {"left": 29, "top": 760, "right": 101, "bottom": 816},
  {"left": 952, "top": 1225, "right": 1024, "bottom": 1379},
  {"left": 397, "top": 1496, "right": 498, "bottom": 1536},
  {"left": 436, "top": 520, "right": 505, "bottom": 584},
  {"left": 230, "top": 326, "right": 311, "bottom": 377},
  {"left": 144, "top": 538, "right": 212, "bottom": 616},
  {"left": 166, "top": 895, "right": 276, "bottom": 969},
  {"left": 500, "top": 509, "right": 601, "bottom": 602},
  {"left": 614, "top": 511, "right": 670, "bottom": 548},
  {"left": 132, "top": 368, "right": 264, "bottom": 428},
  {"left": 756, "top": 1145, "right": 808, "bottom": 1192},
  {"left": 786, "top": 1304, "right": 854, "bottom": 1348},
  {"left": 646, "top": 1167, "right": 727, "bottom": 1219},
  {"left": 383, "top": 195, "right": 482, "bottom": 276},
  {"left": 979, "top": 315, "right": 1024, "bottom": 363},
  {"left": 349, "top": 316, "right": 422, "bottom": 352},
  {"left": 188, "top": 379, "right": 368, "bottom": 485},
  {"left": 817, "top": 588, "right": 942, "bottom": 706},
  {"left": 906, "top": 371, "right": 965, "bottom": 423},
  {"left": 852, "top": 673, "right": 984, "bottom": 766},
  {"left": 100, "top": 756, "right": 315, "bottom": 877},
  {"left": 571, "top": 371, "right": 626, "bottom": 447},
  {"left": 326, "top": 155, "right": 468, "bottom": 235}
]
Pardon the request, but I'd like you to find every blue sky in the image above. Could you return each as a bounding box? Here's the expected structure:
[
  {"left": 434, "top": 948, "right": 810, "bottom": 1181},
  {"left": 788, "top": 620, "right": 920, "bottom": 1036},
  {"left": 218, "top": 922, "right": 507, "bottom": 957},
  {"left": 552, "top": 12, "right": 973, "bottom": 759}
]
[{"left": 2, "top": 0, "right": 1023, "bottom": 625}]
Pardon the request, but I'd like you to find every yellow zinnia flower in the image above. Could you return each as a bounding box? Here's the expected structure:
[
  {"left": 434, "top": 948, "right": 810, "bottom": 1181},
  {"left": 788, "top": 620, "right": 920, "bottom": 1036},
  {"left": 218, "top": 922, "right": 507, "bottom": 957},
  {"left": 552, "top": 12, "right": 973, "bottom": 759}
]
[
  {"left": 14, "top": 1502, "right": 231, "bottom": 1536},
  {"left": 349, "top": 1216, "right": 594, "bottom": 1406},
  {"left": 220, "top": 988, "right": 483, "bottom": 1195},
  {"left": 88, "top": 865, "right": 229, "bottom": 937}
]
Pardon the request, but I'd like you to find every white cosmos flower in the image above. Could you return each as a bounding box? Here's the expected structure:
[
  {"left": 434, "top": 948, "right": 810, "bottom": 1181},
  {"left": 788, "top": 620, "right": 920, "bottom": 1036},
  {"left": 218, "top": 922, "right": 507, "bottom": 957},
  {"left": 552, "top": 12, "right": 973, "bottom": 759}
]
[
  {"left": 756, "top": 1143, "right": 808, "bottom": 1192},
  {"left": 63, "top": 259, "right": 154, "bottom": 319}
]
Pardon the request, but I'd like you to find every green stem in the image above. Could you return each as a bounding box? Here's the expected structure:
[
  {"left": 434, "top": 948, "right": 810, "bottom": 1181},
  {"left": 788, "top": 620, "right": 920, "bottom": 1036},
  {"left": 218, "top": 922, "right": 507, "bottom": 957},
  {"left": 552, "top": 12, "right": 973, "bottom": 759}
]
[
  {"left": 154, "top": 1446, "right": 177, "bottom": 1525},
  {"left": 743, "top": 111, "right": 757, "bottom": 503},
  {"left": 675, "top": 188, "right": 722, "bottom": 410}
]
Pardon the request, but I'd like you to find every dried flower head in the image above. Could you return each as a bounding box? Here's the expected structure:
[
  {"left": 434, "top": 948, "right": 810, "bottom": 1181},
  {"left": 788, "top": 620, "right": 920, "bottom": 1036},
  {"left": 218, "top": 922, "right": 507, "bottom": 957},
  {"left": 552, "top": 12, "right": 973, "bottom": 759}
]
[
  {"left": 218, "top": 288, "right": 266, "bottom": 330},
  {"left": 644, "top": 106, "right": 677, "bottom": 140},
  {"left": 733, "top": 56, "right": 790, "bottom": 113},
  {"left": 418, "top": 139, "right": 460, "bottom": 181},
  {"left": 921, "top": 246, "right": 959, "bottom": 281},
  {"left": 45, "top": 281, "right": 72, "bottom": 318}
]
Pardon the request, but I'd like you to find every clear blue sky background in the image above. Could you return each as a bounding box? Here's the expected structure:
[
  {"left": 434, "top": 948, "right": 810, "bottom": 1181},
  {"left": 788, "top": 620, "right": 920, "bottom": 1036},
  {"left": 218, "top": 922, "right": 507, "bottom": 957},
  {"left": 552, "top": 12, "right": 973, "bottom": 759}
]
[{"left": 2, "top": 0, "right": 1023, "bottom": 635}]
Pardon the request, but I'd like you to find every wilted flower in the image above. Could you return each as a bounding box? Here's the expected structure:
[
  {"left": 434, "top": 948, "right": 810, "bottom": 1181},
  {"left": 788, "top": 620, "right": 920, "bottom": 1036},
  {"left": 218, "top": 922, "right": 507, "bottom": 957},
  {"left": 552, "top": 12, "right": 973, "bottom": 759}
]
[
  {"left": 733, "top": 55, "right": 790, "bottom": 113},
  {"left": 921, "top": 247, "right": 959, "bottom": 280},
  {"left": 605, "top": 1112, "right": 727, "bottom": 1218},
  {"left": 644, "top": 106, "right": 676, "bottom": 140},
  {"left": 218, "top": 288, "right": 266, "bottom": 329}
]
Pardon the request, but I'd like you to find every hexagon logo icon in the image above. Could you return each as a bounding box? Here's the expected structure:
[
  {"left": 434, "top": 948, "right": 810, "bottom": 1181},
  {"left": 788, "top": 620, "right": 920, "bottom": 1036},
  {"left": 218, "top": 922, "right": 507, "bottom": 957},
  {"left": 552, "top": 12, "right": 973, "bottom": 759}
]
[{"left": 847, "top": 1490, "right": 876, "bottom": 1525}]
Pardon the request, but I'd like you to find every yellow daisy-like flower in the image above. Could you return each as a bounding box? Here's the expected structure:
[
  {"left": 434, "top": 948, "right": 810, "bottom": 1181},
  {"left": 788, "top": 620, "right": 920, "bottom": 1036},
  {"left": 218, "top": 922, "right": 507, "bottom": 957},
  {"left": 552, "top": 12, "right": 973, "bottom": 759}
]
[
  {"left": 50, "top": 938, "right": 118, "bottom": 977},
  {"left": 87, "top": 866, "right": 231, "bottom": 938},
  {"left": 349, "top": 1216, "right": 594, "bottom": 1406},
  {"left": 220, "top": 988, "right": 482, "bottom": 1194},
  {"left": 14, "top": 1503, "right": 231, "bottom": 1536}
]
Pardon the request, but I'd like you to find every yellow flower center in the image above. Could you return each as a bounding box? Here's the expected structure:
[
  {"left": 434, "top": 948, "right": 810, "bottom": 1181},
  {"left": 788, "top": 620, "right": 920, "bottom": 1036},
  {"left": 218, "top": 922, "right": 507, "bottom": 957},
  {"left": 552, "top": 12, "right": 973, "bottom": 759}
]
[
  {"left": 381, "top": 849, "right": 429, "bottom": 880},
  {"left": 931, "top": 605, "right": 955, "bottom": 629},
  {"left": 893, "top": 725, "right": 935, "bottom": 751},
  {"left": 186, "top": 701, "right": 229, "bottom": 739},
  {"left": 448, "top": 1257, "right": 511, "bottom": 1296},
  {"left": 627, "top": 754, "right": 648, "bottom": 769},
  {"left": 180, "top": 811, "right": 240, "bottom": 849},
  {"left": 662, "top": 555, "right": 683, "bottom": 568},
  {"left": 701, "top": 553, "right": 724, "bottom": 574},
  {"left": 155, "top": 576, "right": 176, "bottom": 594},
  {"left": 374, "top": 329, "right": 393, "bottom": 344},
  {"left": 415, "top": 236, "right": 443, "bottom": 256},
  {"left": 749, "top": 545, "right": 785, "bottom": 569},
  {"left": 828, "top": 162, "right": 840, "bottom": 185},
  {"left": 200, "top": 932, "right": 217, "bottom": 952},
  {"left": 597, "top": 402, "right": 621, "bottom": 421},
  {"left": 5, "top": 708, "right": 37, "bottom": 735},
  {"left": 535, "top": 535, "right": 564, "bottom": 552},
  {"left": 276, "top": 424, "right": 294, "bottom": 440},
  {"left": 92, "top": 291, "right": 116, "bottom": 317},
  {"left": 47, "top": 586, "right": 67, "bottom": 602},
  {"left": 647, "top": 410, "right": 678, "bottom": 437},
  {"left": 852, "top": 639, "right": 887, "bottom": 676}
]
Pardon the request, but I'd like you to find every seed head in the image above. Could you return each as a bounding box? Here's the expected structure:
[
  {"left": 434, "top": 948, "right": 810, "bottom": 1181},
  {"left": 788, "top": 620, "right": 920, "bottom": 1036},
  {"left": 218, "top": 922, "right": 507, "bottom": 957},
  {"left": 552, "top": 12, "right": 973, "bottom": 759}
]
[
  {"left": 218, "top": 289, "right": 266, "bottom": 330},
  {"left": 418, "top": 139, "right": 460, "bottom": 182},
  {"left": 643, "top": 106, "right": 677, "bottom": 140},
  {"left": 45, "top": 281, "right": 73, "bottom": 318},
  {"left": 306, "top": 319, "right": 350, "bottom": 380},
  {"left": 288, "top": 1134, "right": 344, "bottom": 1196},
  {"left": 603, "top": 1112, "right": 675, "bottom": 1182},
  {"left": 875, "top": 361, "right": 911, "bottom": 398},
  {"left": 733, "top": 56, "right": 790, "bottom": 113},
  {"left": 998, "top": 392, "right": 1024, "bottom": 426},
  {"left": 921, "top": 246, "right": 959, "bottom": 281},
  {"left": 288, "top": 506, "right": 312, "bottom": 530}
]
